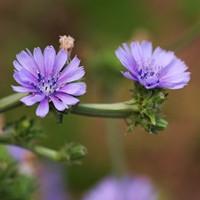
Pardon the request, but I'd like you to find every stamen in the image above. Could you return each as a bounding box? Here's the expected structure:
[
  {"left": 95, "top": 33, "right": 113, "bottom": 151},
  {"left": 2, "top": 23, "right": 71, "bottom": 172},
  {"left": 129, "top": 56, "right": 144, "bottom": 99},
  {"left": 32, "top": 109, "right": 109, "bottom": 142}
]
[
  {"left": 37, "top": 76, "right": 57, "bottom": 96},
  {"left": 138, "top": 68, "right": 159, "bottom": 88}
]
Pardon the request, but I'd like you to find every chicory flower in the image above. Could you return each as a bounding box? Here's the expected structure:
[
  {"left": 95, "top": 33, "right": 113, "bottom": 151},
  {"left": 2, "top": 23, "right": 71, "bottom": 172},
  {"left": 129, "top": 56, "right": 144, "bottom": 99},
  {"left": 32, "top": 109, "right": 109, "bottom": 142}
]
[
  {"left": 12, "top": 46, "right": 86, "bottom": 117},
  {"left": 115, "top": 41, "right": 190, "bottom": 89},
  {"left": 83, "top": 176, "right": 158, "bottom": 200}
]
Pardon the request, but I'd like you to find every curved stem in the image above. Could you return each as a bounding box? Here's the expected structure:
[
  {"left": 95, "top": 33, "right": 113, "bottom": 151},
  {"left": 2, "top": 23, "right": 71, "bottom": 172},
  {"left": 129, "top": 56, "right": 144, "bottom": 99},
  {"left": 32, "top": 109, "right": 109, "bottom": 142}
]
[
  {"left": 0, "top": 93, "right": 139, "bottom": 118},
  {"left": 70, "top": 100, "right": 138, "bottom": 118}
]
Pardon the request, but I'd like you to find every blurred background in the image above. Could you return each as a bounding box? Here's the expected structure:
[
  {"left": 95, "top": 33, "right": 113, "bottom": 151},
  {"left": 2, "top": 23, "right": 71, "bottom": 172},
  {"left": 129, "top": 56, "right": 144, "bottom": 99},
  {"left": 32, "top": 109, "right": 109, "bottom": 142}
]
[{"left": 0, "top": 0, "right": 200, "bottom": 199}]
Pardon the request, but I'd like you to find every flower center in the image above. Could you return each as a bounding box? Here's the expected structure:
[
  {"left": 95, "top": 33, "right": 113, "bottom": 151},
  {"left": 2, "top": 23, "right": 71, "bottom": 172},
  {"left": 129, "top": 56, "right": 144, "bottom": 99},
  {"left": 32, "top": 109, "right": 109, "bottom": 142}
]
[
  {"left": 138, "top": 69, "right": 159, "bottom": 88},
  {"left": 37, "top": 73, "right": 57, "bottom": 96}
]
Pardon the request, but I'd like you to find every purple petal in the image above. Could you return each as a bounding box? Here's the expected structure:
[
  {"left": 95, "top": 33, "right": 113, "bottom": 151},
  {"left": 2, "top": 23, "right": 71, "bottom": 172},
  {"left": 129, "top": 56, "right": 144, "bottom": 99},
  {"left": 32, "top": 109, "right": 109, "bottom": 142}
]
[
  {"left": 140, "top": 41, "right": 152, "bottom": 59},
  {"left": 26, "top": 48, "right": 33, "bottom": 56},
  {"left": 122, "top": 71, "right": 137, "bottom": 81},
  {"left": 50, "top": 96, "right": 67, "bottom": 111},
  {"left": 33, "top": 47, "right": 45, "bottom": 75},
  {"left": 36, "top": 98, "right": 49, "bottom": 117},
  {"left": 55, "top": 93, "right": 79, "bottom": 105},
  {"left": 58, "top": 67, "right": 85, "bottom": 86},
  {"left": 13, "top": 72, "right": 34, "bottom": 88},
  {"left": 158, "top": 57, "right": 191, "bottom": 89},
  {"left": 59, "top": 56, "right": 80, "bottom": 79},
  {"left": 53, "top": 49, "right": 68, "bottom": 75},
  {"left": 58, "top": 82, "right": 86, "bottom": 96},
  {"left": 152, "top": 47, "right": 175, "bottom": 68},
  {"left": 16, "top": 50, "right": 38, "bottom": 76},
  {"left": 115, "top": 43, "right": 137, "bottom": 74},
  {"left": 159, "top": 58, "right": 187, "bottom": 79},
  {"left": 83, "top": 176, "right": 158, "bottom": 200},
  {"left": 130, "top": 41, "right": 143, "bottom": 65},
  {"left": 14, "top": 69, "right": 37, "bottom": 84},
  {"left": 159, "top": 82, "right": 188, "bottom": 89},
  {"left": 159, "top": 72, "right": 190, "bottom": 89},
  {"left": 21, "top": 94, "right": 45, "bottom": 106},
  {"left": 130, "top": 41, "right": 154, "bottom": 67},
  {"left": 44, "top": 46, "right": 56, "bottom": 76},
  {"left": 13, "top": 60, "right": 22, "bottom": 71},
  {"left": 12, "top": 85, "right": 36, "bottom": 93}
]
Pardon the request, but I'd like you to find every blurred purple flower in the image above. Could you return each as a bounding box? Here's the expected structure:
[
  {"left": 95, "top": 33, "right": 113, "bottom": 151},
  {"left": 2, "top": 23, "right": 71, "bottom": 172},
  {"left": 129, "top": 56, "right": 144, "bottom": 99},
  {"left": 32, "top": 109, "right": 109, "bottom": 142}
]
[
  {"left": 7, "top": 145, "right": 29, "bottom": 162},
  {"left": 7, "top": 145, "right": 35, "bottom": 175},
  {"left": 38, "top": 162, "right": 69, "bottom": 200},
  {"left": 12, "top": 46, "right": 86, "bottom": 117},
  {"left": 8, "top": 146, "right": 69, "bottom": 200},
  {"left": 115, "top": 41, "right": 190, "bottom": 89},
  {"left": 83, "top": 176, "right": 158, "bottom": 200}
]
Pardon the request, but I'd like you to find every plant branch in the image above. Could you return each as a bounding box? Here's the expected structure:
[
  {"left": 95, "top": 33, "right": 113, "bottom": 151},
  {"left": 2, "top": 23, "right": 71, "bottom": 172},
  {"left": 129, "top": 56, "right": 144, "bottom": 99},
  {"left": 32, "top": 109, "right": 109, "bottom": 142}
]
[
  {"left": 70, "top": 100, "right": 138, "bottom": 118},
  {"left": 0, "top": 93, "right": 25, "bottom": 113},
  {"left": 0, "top": 135, "right": 61, "bottom": 161},
  {"left": 0, "top": 93, "right": 139, "bottom": 118},
  {"left": 0, "top": 135, "right": 86, "bottom": 163}
]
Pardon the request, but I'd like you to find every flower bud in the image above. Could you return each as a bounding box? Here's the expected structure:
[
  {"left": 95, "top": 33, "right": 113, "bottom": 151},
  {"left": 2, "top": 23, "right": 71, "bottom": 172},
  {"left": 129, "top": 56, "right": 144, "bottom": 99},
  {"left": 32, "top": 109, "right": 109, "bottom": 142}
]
[
  {"left": 61, "top": 143, "right": 87, "bottom": 163},
  {"left": 59, "top": 35, "right": 75, "bottom": 52}
]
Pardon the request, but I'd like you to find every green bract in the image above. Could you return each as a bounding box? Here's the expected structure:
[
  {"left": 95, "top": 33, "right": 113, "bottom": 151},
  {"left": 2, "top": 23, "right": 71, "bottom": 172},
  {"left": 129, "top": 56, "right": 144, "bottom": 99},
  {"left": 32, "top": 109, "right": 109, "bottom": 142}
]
[{"left": 127, "top": 84, "right": 168, "bottom": 134}]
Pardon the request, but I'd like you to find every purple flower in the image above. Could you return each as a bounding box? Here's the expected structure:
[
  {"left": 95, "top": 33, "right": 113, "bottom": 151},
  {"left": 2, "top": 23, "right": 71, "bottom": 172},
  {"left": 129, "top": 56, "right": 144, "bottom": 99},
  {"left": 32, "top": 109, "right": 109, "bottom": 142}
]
[
  {"left": 7, "top": 145, "right": 30, "bottom": 162},
  {"left": 7, "top": 145, "right": 35, "bottom": 175},
  {"left": 115, "top": 41, "right": 190, "bottom": 89},
  {"left": 83, "top": 176, "right": 158, "bottom": 200},
  {"left": 12, "top": 46, "right": 86, "bottom": 117},
  {"left": 38, "top": 162, "right": 69, "bottom": 200}
]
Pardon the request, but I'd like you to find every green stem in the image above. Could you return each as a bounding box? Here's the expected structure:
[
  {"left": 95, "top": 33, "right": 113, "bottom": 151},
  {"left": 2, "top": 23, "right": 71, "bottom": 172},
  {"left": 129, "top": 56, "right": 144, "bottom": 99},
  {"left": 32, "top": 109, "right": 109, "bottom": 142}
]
[
  {"left": 0, "top": 93, "right": 139, "bottom": 118},
  {"left": 104, "top": 90, "right": 127, "bottom": 176},
  {"left": 0, "top": 135, "right": 62, "bottom": 161},
  {"left": 70, "top": 100, "right": 138, "bottom": 118},
  {"left": 33, "top": 146, "right": 60, "bottom": 161},
  {"left": 0, "top": 93, "right": 25, "bottom": 113},
  {"left": 106, "top": 119, "right": 126, "bottom": 176}
]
